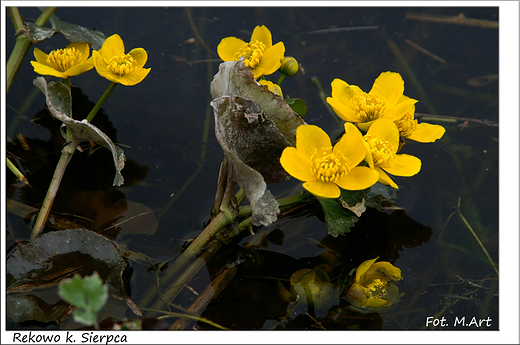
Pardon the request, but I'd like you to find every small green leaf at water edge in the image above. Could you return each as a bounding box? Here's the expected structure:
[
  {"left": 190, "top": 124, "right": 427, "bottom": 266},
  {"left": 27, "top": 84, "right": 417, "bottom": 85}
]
[
  {"left": 317, "top": 196, "right": 358, "bottom": 237},
  {"left": 58, "top": 272, "right": 108, "bottom": 326},
  {"left": 285, "top": 98, "right": 308, "bottom": 117}
]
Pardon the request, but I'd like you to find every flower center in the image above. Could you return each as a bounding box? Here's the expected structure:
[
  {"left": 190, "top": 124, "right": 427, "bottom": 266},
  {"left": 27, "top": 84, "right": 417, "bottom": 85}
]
[
  {"left": 366, "top": 278, "right": 389, "bottom": 298},
  {"left": 107, "top": 53, "right": 138, "bottom": 76},
  {"left": 351, "top": 92, "right": 386, "bottom": 122},
  {"left": 394, "top": 113, "right": 417, "bottom": 138},
  {"left": 364, "top": 135, "right": 395, "bottom": 168},
  {"left": 46, "top": 47, "right": 84, "bottom": 72},
  {"left": 234, "top": 40, "right": 266, "bottom": 69},
  {"left": 310, "top": 147, "right": 349, "bottom": 183}
]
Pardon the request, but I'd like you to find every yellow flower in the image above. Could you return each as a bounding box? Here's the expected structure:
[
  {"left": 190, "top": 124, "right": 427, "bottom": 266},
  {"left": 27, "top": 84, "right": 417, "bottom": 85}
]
[
  {"left": 394, "top": 106, "right": 446, "bottom": 143},
  {"left": 345, "top": 257, "right": 401, "bottom": 313},
  {"left": 363, "top": 118, "right": 421, "bottom": 189},
  {"left": 217, "top": 25, "right": 285, "bottom": 79},
  {"left": 326, "top": 72, "right": 418, "bottom": 131},
  {"left": 30, "top": 42, "right": 94, "bottom": 78},
  {"left": 92, "top": 34, "right": 150, "bottom": 86},
  {"left": 280, "top": 123, "right": 379, "bottom": 198},
  {"left": 259, "top": 80, "right": 283, "bottom": 97}
]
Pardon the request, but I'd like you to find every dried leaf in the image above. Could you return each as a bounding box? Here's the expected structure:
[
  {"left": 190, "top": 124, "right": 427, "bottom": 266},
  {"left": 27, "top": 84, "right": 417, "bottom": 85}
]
[{"left": 33, "top": 77, "right": 125, "bottom": 186}]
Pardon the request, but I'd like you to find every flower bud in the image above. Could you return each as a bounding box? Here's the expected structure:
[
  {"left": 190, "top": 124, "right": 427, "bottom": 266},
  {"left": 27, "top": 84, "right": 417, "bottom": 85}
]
[{"left": 279, "top": 56, "right": 299, "bottom": 76}]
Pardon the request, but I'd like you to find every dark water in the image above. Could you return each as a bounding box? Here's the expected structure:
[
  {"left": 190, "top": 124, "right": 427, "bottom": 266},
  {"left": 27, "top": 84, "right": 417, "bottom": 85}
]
[{"left": 5, "top": 6, "right": 499, "bottom": 332}]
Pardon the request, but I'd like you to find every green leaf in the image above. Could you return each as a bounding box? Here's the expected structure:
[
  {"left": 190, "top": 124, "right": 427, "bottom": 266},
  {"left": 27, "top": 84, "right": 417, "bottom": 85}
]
[
  {"left": 317, "top": 197, "right": 358, "bottom": 237},
  {"left": 58, "top": 272, "right": 108, "bottom": 327},
  {"left": 285, "top": 98, "right": 308, "bottom": 117},
  {"left": 59, "top": 275, "right": 89, "bottom": 310}
]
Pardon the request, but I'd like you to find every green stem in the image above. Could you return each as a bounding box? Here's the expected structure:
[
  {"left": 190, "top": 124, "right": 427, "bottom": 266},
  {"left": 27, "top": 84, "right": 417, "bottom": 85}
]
[
  {"left": 6, "top": 7, "right": 58, "bottom": 93},
  {"left": 276, "top": 74, "right": 286, "bottom": 86},
  {"left": 30, "top": 143, "right": 76, "bottom": 241},
  {"left": 86, "top": 82, "right": 117, "bottom": 123},
  {"left": 6, "top": 157, "right": 31, "bottom": 187}
]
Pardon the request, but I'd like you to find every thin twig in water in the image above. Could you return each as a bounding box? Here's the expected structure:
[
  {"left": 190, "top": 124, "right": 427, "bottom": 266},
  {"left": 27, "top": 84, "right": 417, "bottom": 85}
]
[
  {"left": 405, "top": 39, "right": 446, "bottom": 64},
  {"left": 306, "top": 26, "right": 379, "bottom": 34},
  {"left": 415, "top": 113, "right": 498, "bottom": 127}
]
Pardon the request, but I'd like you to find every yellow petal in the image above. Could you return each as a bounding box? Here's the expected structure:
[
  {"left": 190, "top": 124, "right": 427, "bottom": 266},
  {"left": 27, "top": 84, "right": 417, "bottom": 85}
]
[
  {"left": 355, "top": 257, "right": 379, "bottom": 284},
  {"left": 303, "top": 180, "right": 340, "bottom": 198},
  {"left": 384, "top": 154, "right": 421, "bottom": 177},
  {"left": 30, "top": 61, "right": 67, "bottom": 78},
  {"left": 375, "top": 167, "right": 398, "bottom": 189},
  {"left": 369, "top": 72, "right": 404, "bottom": 110},
  {"left": 251, "top": 25, "right": 273, "bottom": 48},
  {"left": 336, "top": 166, "right": 379, "bottom": 191},
  {"left": 101, "top": 34, "right": 125, "bottom": 63},
  {"left": 280, "top": 147, "right": 316, "bottom": 182},
  {"left": 92, "top": 50, "right": 115, "bottom": 79},
  {"left": 67, "top": 41, "right": 90, "bottom": 62},
  {"left": 366, "top": 262, "right": 402, "bottom": 282},
  {"left": 382, "top": 96, "right": 417, "bottom": 121},
  {"left": 64, "top": 62, "right": 94, "bottom": 77},
  {"left": 366, "top": 119, "right": 398, "bottom": 152},
  {"left": 257, "top": 41, "right": 285, "bottom": 76},
  {"left": 128, "top": 48, "right": 148, "bottom": 68},
  {"left": 33, "top": 48, "right": 49, "bottom": 65},
  {"left": 366, "top": 297, "right": 388, "bottom": 308},
  {"left": 334, "top": 123, "right": 366, "bottom": 167},
  {"left": 407, "top": 122, "right": 446, "bottom": 142},
  {"left": 295, "top": 125, "right": 331, "bottom": 161},
  {"left": 366, "top": 118, "right": 400, "bottom": 154},
  {"left": 116, "top": 68, "right": 151, "bottom": 86},
  {"left": 327, "top": 79, "right": 364, "bottom": 122},
  {"left": 217, "top": 37, "right": 246, "bottom": 61}
]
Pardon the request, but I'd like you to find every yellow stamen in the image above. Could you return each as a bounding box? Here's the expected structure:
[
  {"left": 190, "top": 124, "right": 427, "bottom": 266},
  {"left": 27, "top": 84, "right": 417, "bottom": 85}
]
[
  {"left": 46, "top": 47, "right": 84, "bottom": 72},
  {"left": 107, "top": 54, "right": 138, "bottom": 76},
  {"left": 351, "top": 92, "right": 386, "bottom": 122},
  {"left": 310, "top": 147, "right": 349, "bottom": 183},
  {"left": 234, "top": 40, "right": 266, "bottom": 69},
  {"left": 366, "top": 278, "right": 388, "bottom": 298},
  {"left": 364, "top": 135, "right": 395, "bottom": 168},
  {"left": 394, "top": 113, "right": 418, "bottom": 137}
]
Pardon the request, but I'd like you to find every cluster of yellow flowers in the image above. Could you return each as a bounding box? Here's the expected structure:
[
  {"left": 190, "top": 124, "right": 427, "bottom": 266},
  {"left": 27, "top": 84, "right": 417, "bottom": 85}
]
[
  {"left": 218, "top": 25, "right": 445, "bottom": 198},
  {"left": 31, "top": 34, "right": 150, "bottom": 86}
]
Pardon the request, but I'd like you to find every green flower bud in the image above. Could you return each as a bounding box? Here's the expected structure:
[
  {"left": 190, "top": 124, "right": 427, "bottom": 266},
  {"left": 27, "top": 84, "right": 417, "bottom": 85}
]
[{"left": 279, "top": 56, "right": 299, "bottom": 76}]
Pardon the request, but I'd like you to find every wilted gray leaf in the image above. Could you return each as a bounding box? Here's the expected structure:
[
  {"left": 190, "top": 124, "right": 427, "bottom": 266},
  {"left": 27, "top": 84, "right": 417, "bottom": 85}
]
[
  {"left": 210, "top": 60, "right": 305, "bottom": 227},
  {"left": 212, "top": 96, "right": 291, "bottom": 184},
  {"left": 33, "top": 77, "right": 125, "bottom": 186},
  {"left": 25, "top": 13, "right": 106, "bottom": 49}
]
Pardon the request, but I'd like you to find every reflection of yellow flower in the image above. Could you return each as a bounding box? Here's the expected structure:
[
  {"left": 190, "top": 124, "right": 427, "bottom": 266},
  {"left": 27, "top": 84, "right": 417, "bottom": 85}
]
[
  {"left": 326, "top": 72, "right": 417, "bottom": 131},
  {"left": 259, "top": 80, "right": 283, "bottom": 97},
  {"left": 346, "top": 257, "right": 401, "bottom": 313},
  {"left": 280, "top": 123, "right": 379, "bottom": 198},
  {"left": 217, "top": 25, "right": 285, "bottom": 79},
  {"left": 31, "top": 42, "right": 94, "bottom": 78},
  {"left": 92, "top": 34, "right": 150, "bottom": 86},
  {"left": 363, "top": 118, "right": 421, "bottom": 188},
  {"left": 394, "top": 106, "right": 446, "bottom": 144}
]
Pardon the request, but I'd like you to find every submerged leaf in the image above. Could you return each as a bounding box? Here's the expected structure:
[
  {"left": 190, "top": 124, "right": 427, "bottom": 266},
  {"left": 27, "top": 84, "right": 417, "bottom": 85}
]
[
  {"left": 6, "top": 229, "right": 127, "bottom": 324},
  {"left": 33, "top": 77, "right": 125, "bottom": 186}
]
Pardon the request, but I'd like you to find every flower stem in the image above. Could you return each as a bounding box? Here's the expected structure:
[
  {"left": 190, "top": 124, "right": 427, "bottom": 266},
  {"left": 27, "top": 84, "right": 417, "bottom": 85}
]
[
  {"left": 6, "top": 7, "right": 58, "bottom": 93},
  {"left": 276, "top": 74, "right": 286, "bottom": 86},
  {"left": 30, "top": 142, "right": 77, "bottom": 241},
  {"left": 85, "top": 82, "right": 117, "bottom": 123}
]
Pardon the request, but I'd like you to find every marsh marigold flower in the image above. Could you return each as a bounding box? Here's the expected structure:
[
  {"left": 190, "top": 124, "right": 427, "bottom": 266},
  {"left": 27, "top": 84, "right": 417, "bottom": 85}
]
[
  {"left": 280, "top": 123, "right": 379, "bottom": 198},
  {"left": 363, "top": 118, "right": 421, "bottom": 189},
  {"left": 327, "top": 72, "right": 417, "bottom": 131},
  {"left": 92, "top": 34, "right": 150, "bottom": 86},
  {"left": 345, "top": 257, "right": 401, "bottom": 313},
  {"left": 31, "top": 42, "right": 94, "bottom": 78},
  {"left": 217, "top": 25, "right": 285, "bottom": 79}
]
